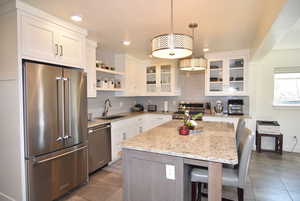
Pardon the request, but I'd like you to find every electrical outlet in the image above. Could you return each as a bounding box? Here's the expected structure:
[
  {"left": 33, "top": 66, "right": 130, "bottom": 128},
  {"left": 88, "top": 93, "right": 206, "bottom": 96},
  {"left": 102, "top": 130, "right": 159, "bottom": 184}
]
[
  {"left": 120, "top": 102, "right": 123, "bottom": 107},
  {"left": 165, "top": 164, "right": 175, "bottom": 180}
]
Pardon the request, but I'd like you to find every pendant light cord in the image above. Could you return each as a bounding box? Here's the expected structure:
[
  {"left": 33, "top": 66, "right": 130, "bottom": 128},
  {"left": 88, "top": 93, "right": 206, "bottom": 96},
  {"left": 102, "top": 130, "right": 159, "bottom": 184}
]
[
  {"left": 192, "top": 26, "right": 195, "bottom": 57},
  {"left": 189, "top": 23, "right": 198, "bottom": 58},
  {"left": 170, "top": 0, "right": 174, "bottom": 34}
]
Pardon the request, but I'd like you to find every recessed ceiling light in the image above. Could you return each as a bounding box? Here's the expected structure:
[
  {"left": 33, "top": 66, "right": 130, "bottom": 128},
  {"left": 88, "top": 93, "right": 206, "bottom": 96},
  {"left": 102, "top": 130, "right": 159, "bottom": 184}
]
[
  {"left": 123, "top": 41, "right": 131, "bottom": 46},
  {"left": 203, "top": 48, "right": 209, "bottom": 52},
  {"left": 70, "top": 15, "right": 82, "bottom": 22}
]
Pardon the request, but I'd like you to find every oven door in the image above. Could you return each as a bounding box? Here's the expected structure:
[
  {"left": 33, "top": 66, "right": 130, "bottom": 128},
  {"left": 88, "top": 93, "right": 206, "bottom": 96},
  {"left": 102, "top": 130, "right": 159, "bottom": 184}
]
[{"left": 26, "top": 145, "right": 88, "bottom": 201}]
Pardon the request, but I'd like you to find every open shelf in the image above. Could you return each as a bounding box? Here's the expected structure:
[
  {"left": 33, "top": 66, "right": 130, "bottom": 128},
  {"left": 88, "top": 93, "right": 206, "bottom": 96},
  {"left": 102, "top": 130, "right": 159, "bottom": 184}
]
[
  {"left": 96, "top": 68, "right": 125, "bottom": 75},
  {"left": 96, "top": 87, "right": 124, "bottom": 91},
  {"left": 230, "top": 80, "right": 244, "bottom": 83},
  {"left": 230, "top": 67, "right": 244, "bottom": 70}
]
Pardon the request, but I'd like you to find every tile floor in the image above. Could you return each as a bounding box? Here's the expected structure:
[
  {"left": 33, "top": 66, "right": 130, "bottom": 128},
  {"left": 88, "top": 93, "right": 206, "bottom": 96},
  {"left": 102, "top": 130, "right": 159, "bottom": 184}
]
[{"left": 59, "top": 152, "right": 300, "bottom": 201}]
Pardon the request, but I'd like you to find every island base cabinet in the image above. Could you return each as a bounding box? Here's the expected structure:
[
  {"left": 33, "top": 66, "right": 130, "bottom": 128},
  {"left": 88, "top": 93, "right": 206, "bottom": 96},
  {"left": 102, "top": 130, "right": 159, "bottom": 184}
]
[{"left": 122, "top": 149, "right": 184, "bottom": 201}]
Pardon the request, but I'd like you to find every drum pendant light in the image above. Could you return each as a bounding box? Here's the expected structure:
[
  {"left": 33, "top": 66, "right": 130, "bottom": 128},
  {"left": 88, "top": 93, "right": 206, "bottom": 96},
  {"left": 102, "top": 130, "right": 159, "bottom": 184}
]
[
  {"left": 151, "top": 0, "right": 193, "bottom": 59},
  {"left": 179, "top": 23, "right": 207, "bottom": 71}
]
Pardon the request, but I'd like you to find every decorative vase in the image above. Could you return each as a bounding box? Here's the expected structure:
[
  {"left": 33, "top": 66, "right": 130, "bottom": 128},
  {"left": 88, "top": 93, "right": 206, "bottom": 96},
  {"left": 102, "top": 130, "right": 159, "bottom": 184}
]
[{"left": 179, "top": 125, "right": 189, "bottom": 135}]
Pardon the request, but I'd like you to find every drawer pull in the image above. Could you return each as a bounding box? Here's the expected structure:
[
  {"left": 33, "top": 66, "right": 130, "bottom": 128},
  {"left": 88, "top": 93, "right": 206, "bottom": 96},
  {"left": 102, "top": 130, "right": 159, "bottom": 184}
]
[{"left": 34, "top": 146, "right": 87, "bottom": 165}]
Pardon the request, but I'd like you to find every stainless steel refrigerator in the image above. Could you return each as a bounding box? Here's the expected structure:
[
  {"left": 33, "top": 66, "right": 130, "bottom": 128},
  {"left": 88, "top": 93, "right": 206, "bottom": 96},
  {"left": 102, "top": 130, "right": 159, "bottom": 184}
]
[{"left": 23, "top": 61, "right": 88, "bottom": 201}]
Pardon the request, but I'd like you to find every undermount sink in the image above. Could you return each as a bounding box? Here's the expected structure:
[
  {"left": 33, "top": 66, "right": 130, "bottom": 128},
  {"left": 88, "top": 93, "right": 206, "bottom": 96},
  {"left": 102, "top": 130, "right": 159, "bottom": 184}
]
[{"left": 97, "top": 115, "right": 126, "bottom": 120}]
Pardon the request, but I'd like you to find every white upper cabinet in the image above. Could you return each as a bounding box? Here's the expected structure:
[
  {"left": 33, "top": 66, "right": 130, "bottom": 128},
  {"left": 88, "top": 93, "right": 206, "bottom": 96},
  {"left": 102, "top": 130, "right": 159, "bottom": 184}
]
[
  {"left": 18, "top": 3, "right": 87, "bottom": 68},
  {"left": 116, "top": 55, "right": 180, "bottom": 97},
  {"left": 86, "top": 40, "right": 97, "bottom": 98},
  {"left": 205, "top": 49, "right": 249, "bottom": 96},
  {"left": 21, "top": 14, "right": 59, "bottom": 63},
  {"left": 146, "top": 62, "right": 179, "bottom": 96},
  {"left": 57, "top": 29, "right": 85, "bottom": 68},
  {"left": 115, "top": 54, "right": 146, "bottom": 96}
]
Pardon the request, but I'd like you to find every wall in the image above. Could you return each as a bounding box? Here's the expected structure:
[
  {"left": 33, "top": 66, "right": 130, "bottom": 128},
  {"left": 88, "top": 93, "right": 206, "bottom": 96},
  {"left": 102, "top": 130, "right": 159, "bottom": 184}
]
[
  {"left": 96, "top": 48, "right": 116, "bottom": 68},
  {"left": 88, "top": 91, "right": 137, "bottom": 117},
  {"left": 0, "top": 3, "right": 25, "bottom": 201},
  {"left": 249, "top": 49, "right": 300, "bottom": 152}
]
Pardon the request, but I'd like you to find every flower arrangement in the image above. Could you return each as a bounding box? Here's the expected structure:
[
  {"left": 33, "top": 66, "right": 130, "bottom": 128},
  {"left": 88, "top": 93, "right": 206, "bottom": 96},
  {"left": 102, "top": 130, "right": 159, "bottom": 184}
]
[
  {"left": 179, "top": 110, "right": 203, "bottom": 135},
  {"left": 184, "top": 111, "right": 203, "bottom": 130}
]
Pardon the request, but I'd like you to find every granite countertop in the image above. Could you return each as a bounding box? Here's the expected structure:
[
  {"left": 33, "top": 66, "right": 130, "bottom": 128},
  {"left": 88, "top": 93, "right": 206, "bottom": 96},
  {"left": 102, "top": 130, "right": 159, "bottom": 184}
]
[
  {"left": 88, "top": 111, "right": 173, "bottom": 128},
  {"left": 121, "top": 120, "right": 238, "bottom": 165}
]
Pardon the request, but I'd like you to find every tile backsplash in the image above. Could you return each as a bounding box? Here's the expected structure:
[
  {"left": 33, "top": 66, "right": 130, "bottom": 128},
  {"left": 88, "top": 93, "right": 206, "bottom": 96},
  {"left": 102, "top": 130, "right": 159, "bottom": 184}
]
[
  {"left": 135, "top": 96, "right": 249, "bottom": 114},
  {"left": 88, "top": 91, "right": 137, "bottom": 117}
]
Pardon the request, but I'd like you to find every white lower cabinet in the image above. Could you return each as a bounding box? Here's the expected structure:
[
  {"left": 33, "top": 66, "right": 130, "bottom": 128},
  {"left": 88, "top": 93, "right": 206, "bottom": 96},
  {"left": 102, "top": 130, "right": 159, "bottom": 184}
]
[
  {"left": 143, "top": 114, "right": 172, "bottom": 131},
  {"left": 110, "top": 114, "right": 172, "bottom": 162}
]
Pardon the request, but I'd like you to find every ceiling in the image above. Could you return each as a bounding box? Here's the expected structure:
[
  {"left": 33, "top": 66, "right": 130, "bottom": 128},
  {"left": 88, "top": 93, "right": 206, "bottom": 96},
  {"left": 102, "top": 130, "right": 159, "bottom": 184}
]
[
  {"left": 21, "top": 0, "right": 286, "bottom": 57},
  {"left": 274, "top": 18, "right": 300, "bottom": 50}
]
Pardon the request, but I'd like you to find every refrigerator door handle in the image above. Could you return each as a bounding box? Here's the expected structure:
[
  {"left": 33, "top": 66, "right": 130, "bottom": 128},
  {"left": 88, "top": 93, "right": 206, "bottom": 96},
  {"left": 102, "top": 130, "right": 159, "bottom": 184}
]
[
  {"left": 63, "top": 77, "right": 72, "bottom": 139},
  {"left": 56, "top": 76, "right": 64, "bottom": 142},
  {"left": 33, "top": 146, "right": 87, "bottom": 165},
  {"left": 61, "top": 77, "right": 66, "bottom": 140}
]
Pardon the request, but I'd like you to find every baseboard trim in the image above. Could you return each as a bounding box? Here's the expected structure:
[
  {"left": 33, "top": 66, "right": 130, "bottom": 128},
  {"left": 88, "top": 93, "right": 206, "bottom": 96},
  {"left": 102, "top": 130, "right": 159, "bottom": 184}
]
[{"left": 0, "top": 192, "right": 16, "bottom": 201}]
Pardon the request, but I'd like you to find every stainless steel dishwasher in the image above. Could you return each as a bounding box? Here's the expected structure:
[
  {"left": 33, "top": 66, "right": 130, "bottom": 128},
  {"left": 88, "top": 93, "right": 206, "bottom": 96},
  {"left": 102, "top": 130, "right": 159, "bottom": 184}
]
[{"left": 88, "top": 123, "right": 112, "bottom": 173}]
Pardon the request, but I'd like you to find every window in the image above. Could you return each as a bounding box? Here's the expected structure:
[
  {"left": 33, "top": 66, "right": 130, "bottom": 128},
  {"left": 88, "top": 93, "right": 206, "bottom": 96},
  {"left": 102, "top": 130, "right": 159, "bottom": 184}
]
[{"left": 273, "top": 67, "right": 300, "bottom": 106}]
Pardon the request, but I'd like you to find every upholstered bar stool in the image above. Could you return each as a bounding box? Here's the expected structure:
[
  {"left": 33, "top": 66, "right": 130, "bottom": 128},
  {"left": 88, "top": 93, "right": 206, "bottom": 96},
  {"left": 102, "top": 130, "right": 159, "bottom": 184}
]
[
  {"left": 191, "top": 127, "right": 254, "bottom": 201},
  {"left": 236, "top": 118, "right": 246, "bottom": 148}
]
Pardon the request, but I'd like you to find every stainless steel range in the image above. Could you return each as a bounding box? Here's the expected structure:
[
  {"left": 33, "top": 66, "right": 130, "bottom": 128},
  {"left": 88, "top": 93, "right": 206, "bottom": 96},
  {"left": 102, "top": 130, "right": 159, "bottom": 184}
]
[{"left": 172, "top": 102, "right": 205, "bottom": 120}]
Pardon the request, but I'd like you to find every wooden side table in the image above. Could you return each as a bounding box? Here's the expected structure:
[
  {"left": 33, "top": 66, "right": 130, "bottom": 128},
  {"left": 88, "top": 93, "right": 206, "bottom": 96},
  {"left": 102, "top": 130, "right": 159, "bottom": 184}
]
[{"left": 256, "top": 131, "right": 283, "bottom": 155}]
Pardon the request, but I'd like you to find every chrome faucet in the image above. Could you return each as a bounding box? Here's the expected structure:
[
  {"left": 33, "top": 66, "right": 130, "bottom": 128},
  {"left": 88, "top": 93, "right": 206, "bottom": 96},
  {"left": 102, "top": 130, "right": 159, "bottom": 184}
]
[{"left": 102, "top": 98, "right": 112, "bottom": 117}]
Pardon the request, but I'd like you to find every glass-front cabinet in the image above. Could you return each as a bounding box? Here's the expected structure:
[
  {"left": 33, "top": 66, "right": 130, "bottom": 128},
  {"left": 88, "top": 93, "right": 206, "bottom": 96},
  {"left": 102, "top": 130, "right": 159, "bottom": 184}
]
[
  {"left": 146, "top": 66, "right": 157, "bottom": 93},
  {"left": 208, "top": 60, "right": 224, "bottom": 93},
  {"left": 229, "top": 58, "right": 245, "bottom": 92},
  {"left": 160, "top": 65, "right": 172, "bottom": 93},
  {"left": 146, "top": 63, "right": 178, "bottom": 95},
  {"left": 205, "top": 50, "right": 248, "bottom": 96}
]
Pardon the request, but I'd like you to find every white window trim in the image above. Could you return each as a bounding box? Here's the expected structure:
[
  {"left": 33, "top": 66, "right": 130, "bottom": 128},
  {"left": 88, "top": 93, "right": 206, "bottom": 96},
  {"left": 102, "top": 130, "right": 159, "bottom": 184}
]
[
  {"left": 272, "top": 103, "right": 300, "bottom": 109},
  {"left": 273, "top": 66, "right": 300, "bottom": 108}
]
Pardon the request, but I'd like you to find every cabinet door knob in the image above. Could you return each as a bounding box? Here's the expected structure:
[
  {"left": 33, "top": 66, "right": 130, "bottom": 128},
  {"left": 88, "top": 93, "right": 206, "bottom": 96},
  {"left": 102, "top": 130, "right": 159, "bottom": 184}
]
[{"left": 55, "top": 44, "right": 59, "bottom": 55}]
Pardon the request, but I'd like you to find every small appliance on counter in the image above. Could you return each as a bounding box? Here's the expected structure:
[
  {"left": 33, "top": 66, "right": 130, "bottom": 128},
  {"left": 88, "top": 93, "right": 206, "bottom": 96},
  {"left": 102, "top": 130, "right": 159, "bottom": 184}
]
[
  {"left": 131, "top": 104, "right": 144, "bottom": 112},
  {"left": 172, "top": 102, "right": 205, "bottom": 120},
  {"left": 163, "top": 101, "right": 168, "bottom": 112},
  {"left": 228, "top": 99, "right": 244, "bottom": 115},
  {"left": 147, "top": 104, "right": 157, "bottom": 112},
  {"left": 214, "top": 100, "right": 224, "bottom": 115},
  {"left": 204, "top": 102, "right": 212, "bottom": 114}
]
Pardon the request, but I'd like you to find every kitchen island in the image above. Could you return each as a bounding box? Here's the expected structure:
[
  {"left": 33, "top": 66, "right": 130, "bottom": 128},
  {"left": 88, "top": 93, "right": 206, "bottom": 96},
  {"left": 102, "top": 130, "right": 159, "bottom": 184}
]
[{"left": 121, "top": 120, "right": 237, "bottom": 201}]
